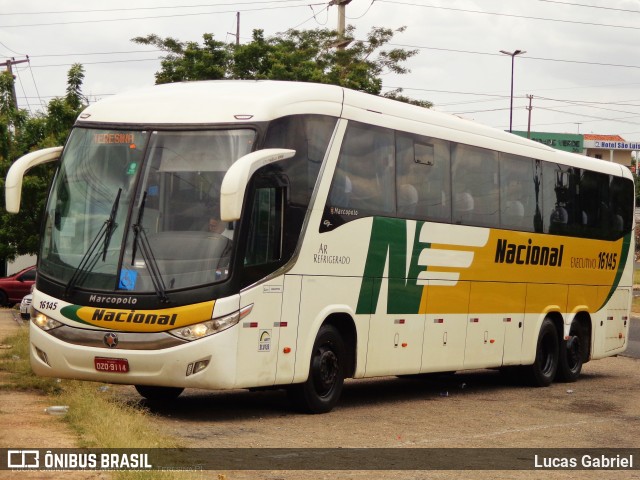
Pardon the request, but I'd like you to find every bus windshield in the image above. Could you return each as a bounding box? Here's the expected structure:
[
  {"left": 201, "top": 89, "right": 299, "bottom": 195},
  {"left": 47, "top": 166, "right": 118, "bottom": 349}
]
[{"left": 39, "top": 127, "right": 256, "bottom": 294}]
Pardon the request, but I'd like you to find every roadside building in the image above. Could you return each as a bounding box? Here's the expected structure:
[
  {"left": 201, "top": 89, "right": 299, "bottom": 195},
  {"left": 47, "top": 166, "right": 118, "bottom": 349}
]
[
  {"left": 582, "top": 134, "right": 637, "bottom": 167},
  {"left": 512, "top": 131, "right": 637, "bottom": 169}
]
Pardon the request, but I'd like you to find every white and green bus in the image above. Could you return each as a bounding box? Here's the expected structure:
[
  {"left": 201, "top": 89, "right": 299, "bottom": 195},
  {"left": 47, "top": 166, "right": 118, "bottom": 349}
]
[{"left": 6, "top": 81, "right": 634, "bottom": 413}]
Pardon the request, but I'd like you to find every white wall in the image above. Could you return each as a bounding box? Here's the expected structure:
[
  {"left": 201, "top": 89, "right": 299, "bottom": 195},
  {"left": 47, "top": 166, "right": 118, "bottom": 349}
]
[{"left": 6, "top": 255, "right": 36, "bottom": 275}]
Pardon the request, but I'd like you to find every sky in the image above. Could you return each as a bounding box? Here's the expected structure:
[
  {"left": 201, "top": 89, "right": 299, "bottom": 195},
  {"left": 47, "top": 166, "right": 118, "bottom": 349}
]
[{"left": 2, "top": 0, "right": 640, "bottom": 141}]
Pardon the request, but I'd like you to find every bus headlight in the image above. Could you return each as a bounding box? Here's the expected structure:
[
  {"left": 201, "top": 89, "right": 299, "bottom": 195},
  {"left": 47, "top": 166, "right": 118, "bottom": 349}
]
[
  {"left": 32, "top": 312, "right": 63, "bottom": 331},
  {"left": 169, "top": 304, "right": 253, "bottom": 341}
]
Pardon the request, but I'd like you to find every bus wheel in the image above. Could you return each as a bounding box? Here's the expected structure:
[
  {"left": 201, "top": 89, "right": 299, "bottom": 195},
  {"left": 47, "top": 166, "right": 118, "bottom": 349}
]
[
  {"left": 288, "top": 324, "right": 345, "bottom": 414},
  {"left": 135, "top": 385, "right": 184, "bottom": 402},
  {"left": 556, "top": 322, "right": 583, "bottom": 383},
  {"left": 527, "top": 317, "right": 559, "bottom": 387}
]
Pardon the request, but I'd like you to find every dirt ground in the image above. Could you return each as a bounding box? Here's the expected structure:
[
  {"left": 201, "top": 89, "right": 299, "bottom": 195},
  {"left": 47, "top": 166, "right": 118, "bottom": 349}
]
[
  {"left": 1, "top": 308, "right": 639, "bottom": 480},
  {"left": 0, "top": 310, "right": 110, "bottom": 480}
]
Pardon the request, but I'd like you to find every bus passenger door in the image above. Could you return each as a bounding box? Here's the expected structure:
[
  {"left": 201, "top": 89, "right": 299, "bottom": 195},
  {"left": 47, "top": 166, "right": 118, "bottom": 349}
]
[{"left": 234, "top": 185, "right": 286, "bottom": 388}]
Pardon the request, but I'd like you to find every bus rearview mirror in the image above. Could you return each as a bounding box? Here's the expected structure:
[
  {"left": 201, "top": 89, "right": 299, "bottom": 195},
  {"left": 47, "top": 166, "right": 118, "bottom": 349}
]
[
  {"left": 5, "top": 146, "right": 63, "bottom": 213},
  {"left": 220, "top": 148, "right": 295, "bottom": 221}
]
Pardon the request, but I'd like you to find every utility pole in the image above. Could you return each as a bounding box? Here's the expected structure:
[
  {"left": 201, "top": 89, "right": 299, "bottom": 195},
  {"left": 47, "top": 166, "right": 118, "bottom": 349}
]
[
  {"left": 228, "top": 12, "right": 240, "bottom": 45},
  {"left": 526, "top": 95, "right": 533, "bottom": 139},
  {"left": 2, "top": 57, "right": 30, "bottom": 110},
  {"left": 330, "top": 0, "right": 352, "bottom": 49},
  {"left": 236, "top": 12, "right": 240, "bottom": 46}
]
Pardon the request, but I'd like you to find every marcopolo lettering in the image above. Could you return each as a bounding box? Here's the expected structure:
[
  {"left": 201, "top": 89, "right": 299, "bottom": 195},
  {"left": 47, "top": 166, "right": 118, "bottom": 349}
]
[
  {"left": 92, "top": 309, "right": 178, "bottom": 326},
  {"left": 495, "top": 238, "right": 564, "bottom": 267},
  {"left": 89, "top": 294, "right": 137, "bottom": 305}
]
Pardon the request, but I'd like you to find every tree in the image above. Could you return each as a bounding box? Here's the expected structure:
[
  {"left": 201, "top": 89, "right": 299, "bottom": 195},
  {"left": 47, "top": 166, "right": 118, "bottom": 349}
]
[
  {"left": 133, "top": 26, "right": 432, "bottom": 108},
  {"left": 0, "top": 64, "right": 87, "bottom": 262}
]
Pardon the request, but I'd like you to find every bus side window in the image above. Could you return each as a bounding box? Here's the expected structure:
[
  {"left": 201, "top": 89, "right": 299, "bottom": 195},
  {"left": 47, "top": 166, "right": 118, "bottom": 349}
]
[
  {"left": 244, "top": 187, "right": 284, "bottom": 267},
  {"left": 395, "top": 133, "right": 450, "bottom": 222},
  {"left": 499, "top": 154, "right": 536, "bottom": 232},
  {"left": 609, "top": 176, "right": 633, "bottom": 239},
  {"left": 328, "top": 122, "right": 395, "bottom": 215},
  {"left": 452, "top": 143, "right": 499, "bottom": 227}
]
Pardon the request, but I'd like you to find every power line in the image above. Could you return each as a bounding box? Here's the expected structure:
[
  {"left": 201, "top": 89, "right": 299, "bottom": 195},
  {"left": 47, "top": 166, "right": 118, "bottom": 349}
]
[
  {"left": 0, "top": 1, "right": 307, "bottom": 16},
  {"left": 536, "top": 106, "right": 640, "bottom": 126},
  {"left": 28, "top": 58, "right": 161, "bottom": 68},
  {"left": 386, "top": 42, "right": 640, "bottom": 70},
  {"left": 535, "top": 0, "right": 640, "bottom": 14},
  {"left": 346, "top": 0, "right": 375, "bottom": 20},
  {"left": 0, "top": 3, "right": 325, "bottom": 28},
  {"left": 29, "top": 49, "right": 163, "bottom": 58},
  {"left": 26, "top": 62, "right": 43, "bottom": 108},
  {"left": 288, "top": 4, "right": 330, "bottom": 29},
  {"left": 378, "top": 1, "right": 640, "bottom": 31}
]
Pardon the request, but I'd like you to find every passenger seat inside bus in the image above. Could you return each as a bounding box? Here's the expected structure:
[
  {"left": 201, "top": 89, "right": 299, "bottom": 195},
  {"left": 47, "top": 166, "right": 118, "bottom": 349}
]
[
  {"left": 398, "top": 184, "right": 418, "bottom": 215},
  {"left": 453, "top": 192, "right": 474, "bottom": 224}
]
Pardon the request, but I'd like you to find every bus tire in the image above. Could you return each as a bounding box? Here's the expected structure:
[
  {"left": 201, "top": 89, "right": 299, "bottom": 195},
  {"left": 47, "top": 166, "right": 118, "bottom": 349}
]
[
  {"left": 556, "top": 322, "right": 583, "bottom": 383},
  {"left": 135, "top": 385, "right": 184, "bottom": 402},
  {"left": 288, "top": 324, "right": 345, "bottom": 414},
  {"left": 527, "top": 317, "right": 559, "bottom": 387}
]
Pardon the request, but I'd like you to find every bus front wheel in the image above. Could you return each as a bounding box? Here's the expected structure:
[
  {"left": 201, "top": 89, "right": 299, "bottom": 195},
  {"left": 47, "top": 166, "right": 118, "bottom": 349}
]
[
  {"left": 288, "top": 324, "right": 346, "bottom": 414},
  {"left": 527, "top": 318, "right": 559, "bottom": 387}
]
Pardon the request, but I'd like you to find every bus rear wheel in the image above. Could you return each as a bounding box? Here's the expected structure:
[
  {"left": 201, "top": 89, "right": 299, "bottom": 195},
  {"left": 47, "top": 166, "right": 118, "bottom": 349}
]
[
  {"left": 556, "top": 322, "right": 584, "bottom": 383},
  {"left": 288, "top": 324, "right": 346, "bottom": 414},
  {"left": 135, "top": 385, "right": 184, "bottom": 402},
  {"left": 527, "top": 317, "right": 559, "bottom": 387}
]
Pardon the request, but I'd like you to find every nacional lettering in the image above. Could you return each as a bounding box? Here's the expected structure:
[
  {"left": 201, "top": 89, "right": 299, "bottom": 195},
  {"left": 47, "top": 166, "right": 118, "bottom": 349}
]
[
  {"left": 92, "top": 309, "right": 178, "bottom": 326},
  {"left": 495, "top": 238, "right": 564, "bottom": 267}
]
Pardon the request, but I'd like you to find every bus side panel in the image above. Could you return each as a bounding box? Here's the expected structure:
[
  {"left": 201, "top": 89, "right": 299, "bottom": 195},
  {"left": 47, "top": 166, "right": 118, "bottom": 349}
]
[
  {"left": 364, "top": 278, "right": 425, "bottom": 376},
  {"left": 275, "top": 274, "right": 303, "bottom": 385},
  {"left": 521, "top": 283, "right": 568, "bottom": 365},
  {"left": 294, "top": 275, "right": 367, "bottom": 384},
  {"left": 465, "top": 281, "right": 527, "bottom": 368},
  {"left": 235, "top": 277, "right": 284, "bottom": 388},
  {"left": 421, "top": 280, "right": 469, "bottom": 373},
  {"left": 592, "top": 287, "right": 630, "bottom": 359}
]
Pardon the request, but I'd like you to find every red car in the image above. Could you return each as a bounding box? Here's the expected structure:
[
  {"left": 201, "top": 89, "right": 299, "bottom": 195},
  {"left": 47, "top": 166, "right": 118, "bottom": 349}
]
[{"left": 0, "top": 265, "right": 36, "bottom": 307}]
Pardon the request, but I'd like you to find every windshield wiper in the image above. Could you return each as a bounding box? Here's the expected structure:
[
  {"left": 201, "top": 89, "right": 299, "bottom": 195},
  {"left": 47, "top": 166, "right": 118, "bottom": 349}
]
[
  {"left": 131, "top": 191, "right": 169, "bottom": 303},
  {"left": 65, "top": 188, "right": 122, "bottom": 297}
]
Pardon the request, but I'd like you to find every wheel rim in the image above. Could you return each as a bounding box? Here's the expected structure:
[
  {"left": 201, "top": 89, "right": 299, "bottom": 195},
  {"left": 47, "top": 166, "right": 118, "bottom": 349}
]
[
  {"left": 566, "top": 337, "right": 581, "bottom": 373},
  {"left": 539, "top": 332, "right": 556, "bottom": 376},
  {"left": 312, "top": 346, "right": 339, "bottom": 397}
]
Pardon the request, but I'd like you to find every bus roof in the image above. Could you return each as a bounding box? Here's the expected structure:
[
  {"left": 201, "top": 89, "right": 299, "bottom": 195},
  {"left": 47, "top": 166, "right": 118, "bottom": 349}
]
[{"left": 77, "top": 80, "right": 632, "bottom": 181}]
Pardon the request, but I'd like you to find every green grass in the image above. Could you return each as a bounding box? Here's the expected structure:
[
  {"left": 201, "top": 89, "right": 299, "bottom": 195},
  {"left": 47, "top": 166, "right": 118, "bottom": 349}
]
[
  {"left": 0, "top": 327, "right": 62, "bottom": 394},
  {"left": 0, "top": 326, "right": 200, "bottom": 480}
]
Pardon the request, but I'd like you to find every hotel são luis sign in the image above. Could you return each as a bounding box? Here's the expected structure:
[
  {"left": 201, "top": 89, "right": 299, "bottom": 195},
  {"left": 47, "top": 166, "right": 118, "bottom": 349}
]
[{"left": 584, "top": 140, "right": 640, "bottom": 150}]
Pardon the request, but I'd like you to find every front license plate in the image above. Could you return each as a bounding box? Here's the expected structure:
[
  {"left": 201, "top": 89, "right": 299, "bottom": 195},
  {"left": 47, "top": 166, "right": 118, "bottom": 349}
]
[{"left": 94, "top": 357, "right": 129, "bottom": 373}]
